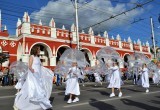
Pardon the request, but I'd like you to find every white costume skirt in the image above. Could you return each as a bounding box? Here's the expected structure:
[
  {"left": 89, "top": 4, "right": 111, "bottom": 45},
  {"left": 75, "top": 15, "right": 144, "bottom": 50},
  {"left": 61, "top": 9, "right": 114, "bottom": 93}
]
[
  {"left": 141, "top": 73, "right": 150, "bottom": 88},
  {"left": 108, "top": 73, "right": 121, "bottom": 89},
  {"left": 65, "top": 77, "right": 80, "bottom": 96},
  {"left": 14, "top": 67, "right": 54, "bottom": 110}
]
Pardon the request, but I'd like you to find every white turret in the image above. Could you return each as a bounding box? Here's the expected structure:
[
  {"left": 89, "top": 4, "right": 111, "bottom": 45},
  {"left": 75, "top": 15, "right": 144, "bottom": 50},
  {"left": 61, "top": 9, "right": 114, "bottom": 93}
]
[
  {"left": 127, "top": 36, "right": 132, "bottom": 42},
  {"left": 39, "top": 19, "right": 42, "bottom": 25},
  {"left": 21, "top": 12, "right": 31, "bottom": 34},
  {"left": 17, "top": 18, "right": 22, "bottom": 27},
  {"left": 111, "top": 36, "right": 114, "bottom": 39},
  {"left": 124, "top": 39, "right": 126, "bottom": 42},
  {"left": 49, "top": 18, "right": 55, "bottom": 28},
  {"left": 88, "top": 27, "right": 94, "bottom": 35},
  {"left": 81, "top": 30, "right": 85, "bottom": 33},
  {"left": 22, "top": 12, "right": 30, "bottom": 22},
  {"left": 103, "top": 31, "right": 108, "bottom": 38},
  {"left": 71, "top": 23, "right": 76, "bottom": 32},
  {"left": 146, "top": 41, "right": 149, "bottom": 46},
  {"left": 4, "top": 25, "right": 7, "bottom": 30},
  {"left": 137, "top": 39, "right": 141, "bottom": 45},
  {"left": 62, "top": 25, "right": 65, "bottom": 30},
  {"left": 116, "top": 34, "right": 121, "bottom": 40}
]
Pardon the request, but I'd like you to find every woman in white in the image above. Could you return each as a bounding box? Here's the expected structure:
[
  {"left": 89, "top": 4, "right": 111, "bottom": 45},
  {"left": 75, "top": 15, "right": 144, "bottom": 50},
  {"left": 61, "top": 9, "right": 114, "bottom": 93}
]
[
  {"left": 107, "top": 62, "right": 122, "bottom": 97},
  {"left": 94, "top": 72, "right": 102, "bottom": 86},
  {"left": 141, "top": 63, "right": 150, "bottom": 93},
  {"left": 13, "top": 46, "right": 54, "bottom": 110},
  {"left": 65, "top": 62, "right": 80, "bottom": 104}
]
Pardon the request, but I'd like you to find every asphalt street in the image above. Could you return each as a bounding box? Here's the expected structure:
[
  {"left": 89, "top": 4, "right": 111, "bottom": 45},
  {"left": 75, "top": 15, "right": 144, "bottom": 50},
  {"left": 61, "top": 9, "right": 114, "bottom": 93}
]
[{"left": 0, "top": 82, "right": 160, "bottom": 110}]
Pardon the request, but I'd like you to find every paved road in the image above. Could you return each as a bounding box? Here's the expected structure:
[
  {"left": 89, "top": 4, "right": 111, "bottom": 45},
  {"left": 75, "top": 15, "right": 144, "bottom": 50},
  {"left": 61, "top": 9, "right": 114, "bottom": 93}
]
[{"left": 0, "top": 82, "right": 160, "bottom": 110}]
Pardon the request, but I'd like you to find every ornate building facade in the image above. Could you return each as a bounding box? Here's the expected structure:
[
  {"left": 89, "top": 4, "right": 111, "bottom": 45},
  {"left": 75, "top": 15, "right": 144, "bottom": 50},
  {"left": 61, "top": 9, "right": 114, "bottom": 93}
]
[{"left": 0, "top": 11, "right": 151, "bottom": 69}]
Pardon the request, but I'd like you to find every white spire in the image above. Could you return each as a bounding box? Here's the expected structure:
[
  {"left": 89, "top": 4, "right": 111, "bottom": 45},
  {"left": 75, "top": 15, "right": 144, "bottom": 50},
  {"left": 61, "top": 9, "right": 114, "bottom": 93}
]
[
  {"left": 39, "top": 19, "right": 42, "bottom": 25},
  {"left": 111, "top": 36, "right": 114, "bottom": 39},
  {"left": 4, "top": 25, "right": 7, "bottom": 30},
  {"left": 88, "top": 27, "right": 94, "bottom": 35},
  {"left": 116, "top": 34, "right": 121, "bottom": 40},
  {"left": 103, "top": 31, "right": 108, "bottom": 38},
  {"left": 49, "top": 18, "right": 55, "bottom": 28},
  {"left": 146, "top": 41, "right": 149, "bottom": 46},
  {"left": 127, "top": 36, "right": 132, "bottom": 42},
  {"left": 62, "top": 25, "right": 65, "bottom": 30},
  {"left": 137, "top": 39, "right": 141, "bottom": 45},
  {"left": 23, "top": 12, "right": 30, "bottom": 22},
  {"left": 98, "top": 33, "right": 101, "bottom": 36},
  {"left": 71, "top": 23, "right": 75, "bottom": 31},
  {"left": 17, "top": 18, "right": 22, "bottom": 27},
  {"left": 82, "top": 30, "right": 85, "bottom": 33},
  {"left": 124, "top": 39, "right": 126, "bottom": 42}
]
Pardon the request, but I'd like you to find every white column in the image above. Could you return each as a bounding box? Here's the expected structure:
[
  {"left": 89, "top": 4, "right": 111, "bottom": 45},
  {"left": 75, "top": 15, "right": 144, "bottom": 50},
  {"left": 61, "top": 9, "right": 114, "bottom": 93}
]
[
  {"left": 51, "top": 28, "right": 57, "bottom": 38},
  {"left": 119, "top": 41, "right": 122, "bottom": 48},
  {"left": 90, "top": 35, "right": 95, "bottom": 44},
  {"left": 90, "top": 59, "right": 96, "bottom": 67},
  {"left": 130, "top": 43, "right": 133, "bottom": 50},
  {"left": 50, "top": 56, "right": 57, "bottom": 66},
  {"left": 105, "top": 38, "right": 109, "bottom": 46}
]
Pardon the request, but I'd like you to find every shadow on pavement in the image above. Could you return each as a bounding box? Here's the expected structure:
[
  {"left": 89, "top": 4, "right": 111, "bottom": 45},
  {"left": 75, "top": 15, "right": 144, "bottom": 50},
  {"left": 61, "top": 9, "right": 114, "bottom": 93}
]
[
  {"left": 87, "top": 89, "right": 110, "bottom": 96},
  {"left": 89, "top": 98, "right": 116, "bottom": 110},
  {"left": 121, "top": 99, "right": 160, "bottom": 110}
]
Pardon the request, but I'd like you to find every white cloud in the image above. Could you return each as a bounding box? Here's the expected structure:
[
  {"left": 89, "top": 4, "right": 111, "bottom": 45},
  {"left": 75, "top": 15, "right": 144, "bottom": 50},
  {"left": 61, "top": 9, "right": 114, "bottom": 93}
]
[{"left": 30, "top": 0, "right": 146, "bottom": 35}]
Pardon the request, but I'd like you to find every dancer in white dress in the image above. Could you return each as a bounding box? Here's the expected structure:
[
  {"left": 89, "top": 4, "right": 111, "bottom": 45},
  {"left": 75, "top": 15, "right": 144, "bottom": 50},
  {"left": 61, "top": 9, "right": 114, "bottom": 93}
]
[
  {"left": 13, "top": 46, "right": 54, "bottom": 110},
  {"left": 65, "top": 62, "right": 80, "bottom": 104},
  {"left": 107, "top": 62, "right": 122, "bottom": 97},
  {"left": 94, "top": 72, "right": 102, "bottom": 86},
  {"left": 140, "top": 63, "right": 150, "bottom": 93}
]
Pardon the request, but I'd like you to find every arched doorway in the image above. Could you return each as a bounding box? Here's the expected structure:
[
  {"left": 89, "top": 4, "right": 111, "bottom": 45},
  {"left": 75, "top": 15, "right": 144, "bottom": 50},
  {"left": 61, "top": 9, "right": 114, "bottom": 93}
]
[
  {"left": 81, "top": 48, "right": 92, "bottom": 66},
  {"left": 123, "top": 54, "right": 130, "bottom": 68},
  {"left": 30, "top": 43, "right": 52, "bottom": 66},
  {"left": 56, "top": 46, "right": 70, "bottom": 63}
]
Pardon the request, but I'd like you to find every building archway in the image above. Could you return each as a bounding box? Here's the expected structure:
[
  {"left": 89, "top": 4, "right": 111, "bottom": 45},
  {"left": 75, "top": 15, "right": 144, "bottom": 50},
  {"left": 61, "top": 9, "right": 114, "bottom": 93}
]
[
  {"left": 81, "top": 48, "right": 93, "bottom": 66},
  {"left": 30, "top": 42, "right": 52, "bottom": 66},
  {"left": 56, "top": 46, "right": 70, "bottom": 63},
  {"left": 123, "top": 54, "right": 130, "bottom": 68}
]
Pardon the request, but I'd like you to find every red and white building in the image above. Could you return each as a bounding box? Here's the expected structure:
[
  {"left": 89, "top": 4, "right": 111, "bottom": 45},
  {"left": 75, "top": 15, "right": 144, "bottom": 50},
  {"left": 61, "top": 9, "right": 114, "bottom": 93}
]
[{"left": 0, "top": 11, "right": 151, "bottom": 69}]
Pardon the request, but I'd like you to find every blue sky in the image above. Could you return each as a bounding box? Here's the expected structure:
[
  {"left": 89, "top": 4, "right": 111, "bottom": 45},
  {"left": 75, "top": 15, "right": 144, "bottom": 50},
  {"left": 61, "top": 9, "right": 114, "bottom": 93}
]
[{"left": 0, "top": 0, "right": 160, "bottom": 46}]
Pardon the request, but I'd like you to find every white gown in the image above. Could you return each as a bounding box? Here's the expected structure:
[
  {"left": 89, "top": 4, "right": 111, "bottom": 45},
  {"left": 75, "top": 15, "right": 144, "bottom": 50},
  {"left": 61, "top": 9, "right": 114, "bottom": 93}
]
[
  {"left": 14, "top": 55, "right": 54, "bottom": 110},
  {"left": 153, "top": 69, "right": 160, "bottom": 84},
  {"left": 65, "top": 66, "right": 80, "bottom": 96},
  {"left": 108, "top": 66, "right": 121, "bottom": 89},
  {"left": 141, "top": 68, "right": 149, "bottom": 88},
  {"left": 94, "top": 73, "right": 102, "bottom": 83}
]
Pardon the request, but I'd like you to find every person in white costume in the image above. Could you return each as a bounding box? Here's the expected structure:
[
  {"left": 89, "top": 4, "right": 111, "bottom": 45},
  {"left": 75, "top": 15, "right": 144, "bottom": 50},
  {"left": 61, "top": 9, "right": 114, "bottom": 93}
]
[
  {"left": 107, "top": 61, "right": 122, "bottom": 97},
  {"left": 94, "top": 72, "right": 102, "bottom": 86},
  {"left": 13, "top": 46, "right": 54, "bottom": 110},
  {"left": 65, "top": 62, "right": 80, "bottom": 104},
  {"left": 140, "top": 63, "right": 150, "bottom": 93}
]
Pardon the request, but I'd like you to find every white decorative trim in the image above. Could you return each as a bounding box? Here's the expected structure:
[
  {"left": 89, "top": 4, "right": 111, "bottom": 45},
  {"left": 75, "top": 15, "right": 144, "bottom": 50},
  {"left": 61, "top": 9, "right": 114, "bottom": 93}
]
[
  {"left": 1, "top": 40, "right": 8, "bottom": 46},
  {"left": 10, "top": 41, "right": 16, "bottom": 47}
]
